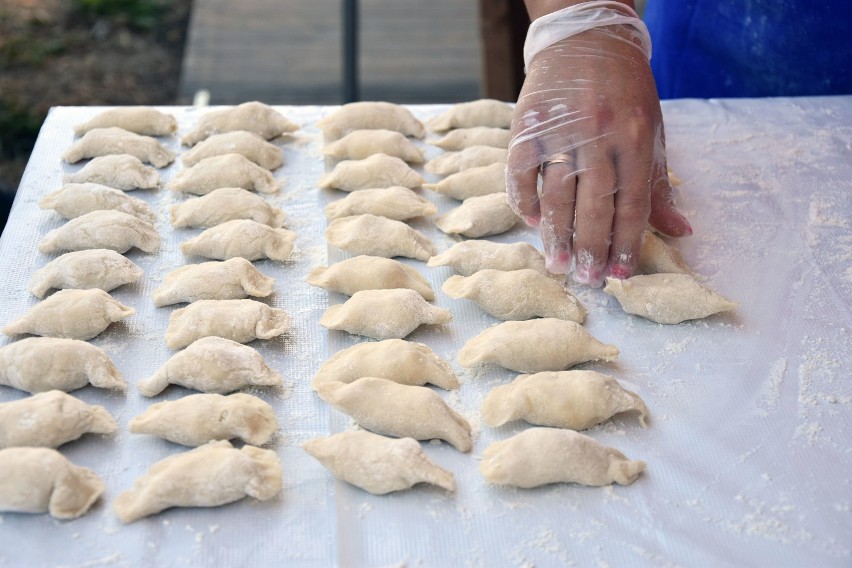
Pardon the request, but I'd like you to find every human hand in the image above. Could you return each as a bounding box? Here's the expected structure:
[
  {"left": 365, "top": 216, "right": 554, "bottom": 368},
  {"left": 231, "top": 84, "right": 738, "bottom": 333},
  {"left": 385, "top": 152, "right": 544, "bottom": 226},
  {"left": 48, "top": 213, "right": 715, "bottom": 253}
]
[{"left": 507, "top": 2, "right": 692, "bottom": 286}]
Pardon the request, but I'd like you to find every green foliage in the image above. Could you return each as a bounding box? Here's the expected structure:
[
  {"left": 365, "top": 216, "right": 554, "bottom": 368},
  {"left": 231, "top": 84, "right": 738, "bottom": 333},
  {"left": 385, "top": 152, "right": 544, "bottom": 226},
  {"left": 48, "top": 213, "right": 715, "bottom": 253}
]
[
  {"left": 0, "top": 36, "right": 66, "bottom": 68},
  {"left": 0, "top": 101, "right": 42, "bottom": 161},
  {"left": 73, "top": 0, "right": 167, "bottom": 30}
]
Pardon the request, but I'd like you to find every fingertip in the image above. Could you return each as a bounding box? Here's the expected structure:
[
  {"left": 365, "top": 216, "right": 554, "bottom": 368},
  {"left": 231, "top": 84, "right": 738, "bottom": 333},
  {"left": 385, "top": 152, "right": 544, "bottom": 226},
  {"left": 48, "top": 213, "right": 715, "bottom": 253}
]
[
  {"left": 650, "top": 208, "right": 693, "bottom": 238},
  {"left": 545, "top": 249, "right": 571, "bottom": 274}
]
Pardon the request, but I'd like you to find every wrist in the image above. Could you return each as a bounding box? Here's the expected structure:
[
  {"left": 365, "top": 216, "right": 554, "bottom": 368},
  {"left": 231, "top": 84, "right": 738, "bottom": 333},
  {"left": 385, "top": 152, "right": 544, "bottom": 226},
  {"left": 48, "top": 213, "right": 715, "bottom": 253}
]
[{"left": 525, "top": 0, "right": 635, "bottom": 21}]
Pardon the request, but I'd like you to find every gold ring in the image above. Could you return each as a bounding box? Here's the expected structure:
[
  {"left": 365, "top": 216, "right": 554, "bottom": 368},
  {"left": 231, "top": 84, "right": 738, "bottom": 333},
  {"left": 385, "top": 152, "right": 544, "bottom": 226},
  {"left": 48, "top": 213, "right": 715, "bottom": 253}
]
[{"left": 541, "top": 154, "right": 572, "bottom": 169}]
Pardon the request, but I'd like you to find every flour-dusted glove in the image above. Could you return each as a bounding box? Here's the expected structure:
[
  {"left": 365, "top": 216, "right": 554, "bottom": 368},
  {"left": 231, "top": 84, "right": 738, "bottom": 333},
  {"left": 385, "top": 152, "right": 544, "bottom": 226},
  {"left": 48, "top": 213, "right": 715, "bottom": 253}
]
[{"left": 507, "top": 1, "right": 692, "bottom": 286}]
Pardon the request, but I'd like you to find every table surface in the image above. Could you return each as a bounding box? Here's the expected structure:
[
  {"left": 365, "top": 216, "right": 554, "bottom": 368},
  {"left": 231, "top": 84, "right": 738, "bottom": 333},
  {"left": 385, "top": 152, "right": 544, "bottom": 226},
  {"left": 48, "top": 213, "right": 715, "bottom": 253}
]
[{"left": 0, "top": 98, "right": 850, "bottom": 568}]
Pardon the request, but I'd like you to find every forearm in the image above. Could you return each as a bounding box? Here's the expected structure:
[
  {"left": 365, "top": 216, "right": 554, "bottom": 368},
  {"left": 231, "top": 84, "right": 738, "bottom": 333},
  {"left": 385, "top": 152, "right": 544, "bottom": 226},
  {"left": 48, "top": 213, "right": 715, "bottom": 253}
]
[{"left": 524, "top": 0, "right": 635, "bottom": 20}]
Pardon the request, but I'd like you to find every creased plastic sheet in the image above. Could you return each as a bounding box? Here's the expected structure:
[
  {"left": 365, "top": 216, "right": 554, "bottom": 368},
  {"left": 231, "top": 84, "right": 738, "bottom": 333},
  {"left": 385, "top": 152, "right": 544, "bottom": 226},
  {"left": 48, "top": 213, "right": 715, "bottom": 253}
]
[{"left": 0, "top": 98, "right": 849, "bottom": 567}]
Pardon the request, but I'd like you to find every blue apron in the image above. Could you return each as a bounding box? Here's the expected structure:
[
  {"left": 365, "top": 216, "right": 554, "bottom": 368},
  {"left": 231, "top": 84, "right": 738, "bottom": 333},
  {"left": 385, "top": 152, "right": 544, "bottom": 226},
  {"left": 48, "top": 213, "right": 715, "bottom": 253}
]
[{"left": 643, "top": 0, "right": 852, "bottom": 98}]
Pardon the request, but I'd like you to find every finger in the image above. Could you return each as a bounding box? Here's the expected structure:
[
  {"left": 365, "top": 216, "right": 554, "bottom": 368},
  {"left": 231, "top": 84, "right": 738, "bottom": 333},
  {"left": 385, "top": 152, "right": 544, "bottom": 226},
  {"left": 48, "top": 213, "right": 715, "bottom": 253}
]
[
  {"left": 648, "top": 164, "right": 693, "bottom": 237},
  {"left": 539, "top": 160, "right": 577, "bottom": 274},
  {"left": 607, "top": 149, "right": 653, "bottom": 279},
  {"left": 506, "top": 153, "right": 541, "bottom": 227},
  {"left": 572, "top": 150, "right": 617, "bottom": 287}
]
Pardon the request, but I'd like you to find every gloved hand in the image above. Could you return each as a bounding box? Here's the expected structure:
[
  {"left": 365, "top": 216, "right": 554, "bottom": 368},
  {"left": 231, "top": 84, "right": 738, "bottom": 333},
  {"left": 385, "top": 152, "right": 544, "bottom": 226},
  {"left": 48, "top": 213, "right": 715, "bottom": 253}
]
[{"left": 507, "top": 1, "right": 692, "bottom": 286}]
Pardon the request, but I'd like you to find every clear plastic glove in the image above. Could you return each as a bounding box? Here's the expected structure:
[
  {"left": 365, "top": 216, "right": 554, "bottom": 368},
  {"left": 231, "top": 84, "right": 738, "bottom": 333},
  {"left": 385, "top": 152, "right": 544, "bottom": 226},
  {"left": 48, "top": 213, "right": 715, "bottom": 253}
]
[{"left": 507, "top": 1, "right": 692, "bottom": 286}]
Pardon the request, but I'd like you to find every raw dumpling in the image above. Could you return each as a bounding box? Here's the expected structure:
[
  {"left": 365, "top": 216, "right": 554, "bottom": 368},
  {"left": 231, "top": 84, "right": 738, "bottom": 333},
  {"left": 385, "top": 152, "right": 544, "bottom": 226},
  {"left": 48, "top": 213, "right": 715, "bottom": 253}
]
[
  {"left": 3, "top": 289, "right": 135, "bottom": 341},
  {"left": 181, "top": 131, "right": 283, "bottom": 170},
  {"left": 316, "top": 377, "right": 472, "bottom": 452},
  {"left": 428, "top": 99, "right": 514, "bottom": 131},
  {"left": 62, "top": 154, "right": 160, "bottom": 190},
  {"left": 317, "top": 102, "right": 425, "bottom": 140},
  {"left": 320, "top": 288, "right": 451, "bottom": 340},
  {"left": 458, "top": 318, "right": 618, "bottom": 373},
  {"left": 182, "top": 101, "right": 299, "bottom": 146},
  {"left": 153, "top": 258, "right": 274, "bottom": 307},
  {"left": 139, "top": 336, "right": 283, "bottom": 395},
  {"left": 422, "top": 162, "right": 506, "bottom": 200},
  {"left": 73, "top": 107, "right": 177, "bottom": 136},
  {"left": 62, "top": 127, "right": 175, "bottom": 168},
  {"left": 28, "top": 249, "right": 144, "bottom": 298},
  {"left": 603, "top": 274, "right": 738, "bottom": 324},
  {"left": 435, "top": 193, "right": 519, "bottom": 238},
  {"left": 170, "top": 187, "right": 286, "bottom": 229},
  {"left": 311, "top": 339, "right": 458, "bottom": 390},
  {"left": 0, "top": 337, "right": 125, "bottom": 392},
  {"left": 164, "top": 300, "right": 291, "bottom": 350},
  {"left": 114, "top": 440, "right": 282, "bottom": 523},
  {"left": 637, "top": 231, "right": 691, "bottom": 275},
  {"left": 324, "top": 186, "right": 436, "bottom": 221},
  {"left": 307, "top": 255, "right": 434, "bottom": 300},
  {"left": 425, "top": 146, "right": 508, "bottom": 176},
  {"left": 430, "top": 127, "right": 510, "bottom": 150},
  {"left": 303, "top": 431, "right": 455, "bottom": 494},
  {"left": 480, "top": 428, "right": 645, "bottom": 488},
  {"left": 427, "top": 240, "right": 548, "bottom": 276},
  {"left": 323, "top": 129, "right": 424, "bottom": 163},
  {"left": 0, "top": 447, "right": 104, "bottom": 519},
  {"left": 130, "top": 393, "right": 277, "bottom": 446},
  {"left": 318, "top": 154, "right": 424, "bottom": 192},
  {"left": 481, "top": 370, "right": 649, "bottom": 430},
  {"left": 39, "top": 183, "right": 155, "bottom": 222},
  {"left": 326, "top": 214, "right": 434, "bottom": 261},
  {"left": 168, "top": 153, "right": 280, "bottom": 195},
  {"left": 443, "top": 269, "right": 585, "bottom": 322},
  {"left": 180, "top": 219, "right": 296, "bottom": 261},
  {"left": 0, "top": 390, "right": 117, "bottom": 449},
  {"left": 38, "top": 210, "right": 160, "bottom": 254}
]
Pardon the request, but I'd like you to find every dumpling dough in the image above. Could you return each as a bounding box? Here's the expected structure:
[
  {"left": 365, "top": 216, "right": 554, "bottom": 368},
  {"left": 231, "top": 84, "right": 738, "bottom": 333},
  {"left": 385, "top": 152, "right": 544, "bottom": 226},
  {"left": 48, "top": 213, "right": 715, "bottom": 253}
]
[
  {"left": 427, "top": 240, "right": 548, "bottom": 276},
  {"left": 481, "top": 370, "right": 649, "bottom": 430},
  {"left": 320, "top": 288, "right": 452, "bottom": 340},
  {"left": 323, "top": 129, "right": 424, "bottom": 163},
  {"left": 316, "top": 377, "right": 472, "bottom": 452},
  {"left": 425, "top": 146, "right": 508, "bottom": 176},
  {"left": 170, "top": 187, "right": 286, "bottom": 229},
  {"left": 443, "top": 269, "right": 585, "bottom": 322},
  {"left": 324, "top": 186, "right": 436, "bottom": 221},
  {"left": 28, "top": 249, "right": 144, "bottom": 298},
  {"left": 480, "top": 428, "right": 646, "bottom": 488},
  {"left": 307, "top": 255, "right": 434, "bottom": 299},
  {"left": 165, "top": 299, "right": 291, "bottom": 350},
  {"left": 317, "top": 102, "right": 425, "bottom": 140},
  {"left": 153, "top": 258, "right": 274, "bottom": 306},
  {"left": 603, "top": 274, "right": 738, "bottom": 324},
  {"left": 73, "top": 107, "right": 177, "bottom": 136},
  {"left": 458, "top": 318, "right": 618, "bottom": 373},
  {"left": 62, "top": 127, "right": 175, "bottom": 168},
  {"left": 303, "top": 431, "right": 455, "bottom": 494},
  {"left": 427, "top": 99, "right": 514, "bottom": 131},
  {"left": 311, "top": 339, "right": 458, "bottom": 390},
  {"left": 318, "top": 154, "right": 424, "bottom": 192},
  {"left": 637, "top": 231, "right": 691, "bottom": 275},
  {"left": 0, "top": 447, "right": 104, "bottom": 519},
  {"left": 3, "top": 289, "right": 135, "bottom": 341},
  {"left": 180, "top": 219, "right": 296, "bottom": 261},
  {"left": 181, "top": 131, "right": 283, "bottom": 170},
  {"left": 182, "top": 101, "right": 299, "bottom": 146},
  {"left": 430, "top": 127, "right": 510, "bottom": 150},
  {"left": 62, "top": 154, "right": 160, "bottom": 190},
  {"left": 130, "top": 393, "right": 277, "bottom": 446},
  {"left": 139, "top": 336, "right": 283, "bottom": 395},
  {"left": 422, "top": 162, "right": 506, "bottom": 200},
  {"left": 168, "top": 153, "right": 280, "bottom": 195},
  {"left": 0, "top": 390, "right": 117, "bottom": 449},
  {"left": 435, "top": 193, "right": 519, "bottom": 238},
  {"left": 113, "top": 440, "right": 282, "bottom": 523},
  {"left": 38, "top": 210, "right": 160, "bottom": 254},
  {"left": 0, "top": 337, "right": 125, "bottom": 392},
  {"left": 326, "top": 214, "right": 434, "bottom": 261},
  {"left": 39, "top": 183, "right": 155, "bottom": 222}
]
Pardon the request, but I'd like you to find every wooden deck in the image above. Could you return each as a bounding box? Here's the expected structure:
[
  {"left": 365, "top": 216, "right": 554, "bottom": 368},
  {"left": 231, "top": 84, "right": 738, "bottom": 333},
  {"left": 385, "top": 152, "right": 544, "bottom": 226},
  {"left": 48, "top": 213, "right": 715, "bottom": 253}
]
[{"left": 178, "top": 0, "right": 483, "bottom": 105}]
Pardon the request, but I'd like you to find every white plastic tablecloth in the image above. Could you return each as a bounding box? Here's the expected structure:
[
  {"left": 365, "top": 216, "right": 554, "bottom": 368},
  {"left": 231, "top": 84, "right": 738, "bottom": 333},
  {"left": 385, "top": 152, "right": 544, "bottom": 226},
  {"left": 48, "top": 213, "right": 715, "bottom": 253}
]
[{"left": 0, "top": 97, "right": 849, "bottom": 567}]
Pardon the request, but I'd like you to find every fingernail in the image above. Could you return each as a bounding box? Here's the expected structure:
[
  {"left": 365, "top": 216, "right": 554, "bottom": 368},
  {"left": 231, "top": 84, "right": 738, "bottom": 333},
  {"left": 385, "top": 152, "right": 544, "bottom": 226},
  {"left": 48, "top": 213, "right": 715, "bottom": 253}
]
[
  {"left": 523, "top": 214, "right": 540, "bottom": 228},
  {"left": 545, "top": 249, "right": 571, "bottom": 274},
  {"left": 574, "top": 251, "right": 604, "bottom": 287},
  {"left": 608, "top": 263, "right": 632, "bottom": 279}
]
